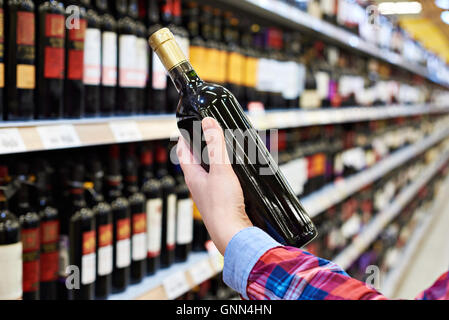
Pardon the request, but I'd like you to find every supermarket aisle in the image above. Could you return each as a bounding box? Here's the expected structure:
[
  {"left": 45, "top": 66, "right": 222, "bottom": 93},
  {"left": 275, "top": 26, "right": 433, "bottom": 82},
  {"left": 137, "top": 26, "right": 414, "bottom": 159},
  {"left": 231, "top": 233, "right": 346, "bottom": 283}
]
[{"left": 391, "top": 179, "right": 449, "bottom": 299}]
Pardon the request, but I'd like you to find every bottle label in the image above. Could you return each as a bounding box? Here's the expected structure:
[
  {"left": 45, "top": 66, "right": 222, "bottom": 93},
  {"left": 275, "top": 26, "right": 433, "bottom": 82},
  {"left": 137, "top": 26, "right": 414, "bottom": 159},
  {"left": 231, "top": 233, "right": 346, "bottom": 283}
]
[
  {"left": 0, "top": 242, "right": 22, "bottom": 299},
  {"left": 22, "top": 228, "right": 40, "bottom": 293},
  {"left": 146, "top": 198, "right": 162, "bottom": 257},
  {"left": 308, "top": 153, "right": 326, "bottom": 178},
  {"left": 166, "top": 194, "right": 177, "bottom": 250},
  {"left": 189, "top": 45, "right": 206, "bottom": 81},
  {"left": 226, "top": 52, "right": 244, "bottom": 86},
  {"left": 135, "top": 38, "right": 148, "bottom": 89},
  {"left": 101, "top": 31, "right": 117, "bottom": 86},
  {"left": 256, "top": 58, "right": 272, "bottom": 92},
  {"left": 244, "top": 56, "right": 258, "bottom": 89},
  {"left": 204, "top": 47, "right": 219, "bottom": 82},
  {"left": 176, "top": 198, "right": 193, "bottom": 245},
  {"left": 44, "top": 14, "right": 65, "bottom": 80},
  {"left": 152, "top": 51, "right": 167, "bottom": 89},
  {"left": 282, "top": 62, "right": 304, "bottom": 100},
  {"left": 320, "top": 0, "right": 336, "bottom": 15},
  {"left": 116, "top": 218, "right": 131, "bottom": 268},
  {"left": 40, "top": 220, "right": 59, "bottom": 282},
  {"left": 81, "top": 230, "right": 96, "bottom": 285},
  {"left": 174, "top": 35, "right": 190, "bottom": 59},
  {"left": 16, "top": 11, "right": 36, "bottom": 88},
  {"left": 0, "top": 8, "right": 4, "bottom": 88},
  {"left": 97, "top": 223, "right": 113, "bottom": 276},
  {"left": 119, "top": 34, "right": 138, "bottom": 87},
  {"left": 67, "top": 18, "right": 86, "bottom": 81},
  {"left": 300, "top": 90, "right": 321, "bottom": 109},
  {"left": 58, "top": 235, "right": 69, "bottom": 278},
  {"left": 132, "top": 212, "right": 146, "bottom": 261},
  {"left": 83, "top": 28, "right": 101, "bottom": 85}
]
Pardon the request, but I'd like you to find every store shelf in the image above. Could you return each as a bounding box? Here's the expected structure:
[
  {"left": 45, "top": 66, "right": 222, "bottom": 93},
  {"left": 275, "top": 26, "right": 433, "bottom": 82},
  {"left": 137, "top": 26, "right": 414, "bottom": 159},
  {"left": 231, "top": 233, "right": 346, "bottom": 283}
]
[
  {"left": 108, "top": 252, "right": 223, "bottom": 300},
  {"left": 1, "top": 104, "right": 448, "bottom": 155},
  {"left": 301, "top": 125, "right": 449, "bottom": 218},
  {"left": 332, "top": 149, "right": 449, "bottom": 270},
  {"left": 380, "top": 173, "right": 449, "bottom": 297},
  {"left": 216, "top": 0, "right": 447, "bottom": 87}
]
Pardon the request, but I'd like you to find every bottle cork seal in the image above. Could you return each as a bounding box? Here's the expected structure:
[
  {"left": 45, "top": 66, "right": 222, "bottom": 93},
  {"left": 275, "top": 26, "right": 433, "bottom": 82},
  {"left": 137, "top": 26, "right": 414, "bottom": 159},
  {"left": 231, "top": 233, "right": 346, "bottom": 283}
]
[{"left": 148, "top": 28, "right": 187, "bottom": 71}]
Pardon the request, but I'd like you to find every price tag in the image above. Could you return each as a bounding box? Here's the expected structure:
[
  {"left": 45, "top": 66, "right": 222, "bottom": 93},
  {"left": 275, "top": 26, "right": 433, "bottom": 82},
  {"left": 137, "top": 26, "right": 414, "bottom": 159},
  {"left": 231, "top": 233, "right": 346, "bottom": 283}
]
[
  {"left": 189, "top": 259, "right": 214, "bottom": 285},
  {"left": 109, "top": 121, "right": 142, "bottom": 142},
  {"left": 0, "top": 128, "right": 26, "bottom": 154},
  {"left": 162, "top": 271, "right": 190, "bottom": 300},
  {"left": 37, "top": 125, "right": 81, "bottom": 149},
  {"left": 205, "top": 240, "right": 224, "bottom": 272}
]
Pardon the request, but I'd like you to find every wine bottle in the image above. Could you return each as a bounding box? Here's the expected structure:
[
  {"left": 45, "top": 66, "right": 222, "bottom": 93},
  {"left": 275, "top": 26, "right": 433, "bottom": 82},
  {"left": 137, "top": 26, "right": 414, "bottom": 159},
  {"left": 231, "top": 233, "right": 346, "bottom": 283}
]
[
  {"left": 116, "top": 0, "right": 137, "bottom": 115},
  {"left": 191, "top": 202, "right": 206, "bottom": 251},
  {"left": 34, "top": 159, "right": 59, "bottom": 300},
  {"left": 36, "top": 0, "right": 65, "bottom": 119},
  {"left": 265, "top": 28, "right": 285, "bottom": 109},
  {"left": 0, "top": 166, "right": 22, "bottom": 300},
  {"left": 320, "top": 0, "right": 337, "bottom": 24},
  {"left": 93, "top": 0, "right": 116, "bottom": 115},
  {"left": 155, "top": 144, "right": 176, "bottom": 268},
  {"left": 123, "top": 144, "right": 146, "bottom": 283},
  {"left": 14, "top": 163, "right": 40, "bottom": 300},
  {"left": 150, "top": 28, "right": 317, "bottom": 247},
  {"left": 0, "top": 0, "right": 4, "bottom": 118},
  {"left": 140, "top": 147, "right": 162, "bottom": 274},
  {"left": 212, "top": 8, "right": 227, "bottom": 87},
  {"left": 174, "top": 164, "right": 192, "bottom": 262},
  {"left": 81, "top": 0, "right": 101, "bottom": 116},
  {"left": 106, "top": 145, "right": 131, "bottom": 292},
  {"left": 63, "top": 0, "right": 86, "bottom": 118},
  {"left": 5, "top": 0, "right": 35, "bottom": 120}
]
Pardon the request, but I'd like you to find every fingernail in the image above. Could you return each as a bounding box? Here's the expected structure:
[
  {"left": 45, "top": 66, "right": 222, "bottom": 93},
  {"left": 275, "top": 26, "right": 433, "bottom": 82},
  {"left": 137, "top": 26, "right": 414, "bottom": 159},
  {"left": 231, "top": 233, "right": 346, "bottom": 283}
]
[{"left": 202, "top": 117, "right": 214, "bottom": 130}]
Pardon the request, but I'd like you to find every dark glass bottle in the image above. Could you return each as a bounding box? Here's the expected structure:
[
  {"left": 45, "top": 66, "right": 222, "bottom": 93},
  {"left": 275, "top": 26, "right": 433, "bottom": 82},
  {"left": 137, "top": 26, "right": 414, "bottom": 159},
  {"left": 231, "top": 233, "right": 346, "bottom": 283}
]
[
  {"left": 106, "top": 145, "right": 131, "bottom": 292},
  {"left": 63, "top": 0, "right": 86, "bottom": 118},
  {"left": 34, "top": 160, "right": 59, "bottom": 300},
  {"left": 123, "top": 144, "right": 146, "bottom": 283},
  {"left": 155, "top": 144, "right": 176, "bottom": 268},
  {"left": 81, "top": 0, "right": 101, "bottom": 116},
  {"left": 211, "top": 8, "right": 227, "bottom": 87},
  {"left": 0, "top": 0, "right": 4, "bottom": 118},
  {"left": 5, "top": 0, "right": 35, "bottom": 120},
  {"left": 116, "top": 0, "right": 137, "bottom": 115},
  {"left": 14, "top": 163, "right": 40, "bottom": 300},
  {"left": 174, "top": 164, "right": 192, "bottom": 262},
  {"left": 36, "top": 0, "right": 65, "bottom": 119},
  {"left": 145, "top": 0, "right": 166, "bottom": 113},
  {"left": 150, "top": 28, "right": 317, "bottom": 247},
  {"left": 95, "top": 0, "right": 116, "bottom": 115},
  {"left": 0, "top": 166, "right": 22, "bottom": 300},
  {"left": 140, "top": 146, "right": 162, "bottom": 274}
]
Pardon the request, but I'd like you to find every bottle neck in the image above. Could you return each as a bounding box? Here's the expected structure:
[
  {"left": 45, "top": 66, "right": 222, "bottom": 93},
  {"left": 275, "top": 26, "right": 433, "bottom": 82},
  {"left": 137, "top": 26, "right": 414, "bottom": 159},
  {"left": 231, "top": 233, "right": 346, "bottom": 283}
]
[{"left": 168, "top": 61, "right": 203, "bottom": 94}]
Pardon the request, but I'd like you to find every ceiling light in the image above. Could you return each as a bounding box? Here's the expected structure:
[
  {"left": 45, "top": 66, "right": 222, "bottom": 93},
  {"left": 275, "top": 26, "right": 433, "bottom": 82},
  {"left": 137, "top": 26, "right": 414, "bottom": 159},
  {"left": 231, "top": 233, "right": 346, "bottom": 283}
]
[
  {"left": 378, "top": 1, "right": 422, "bottom": 15},
  {"left": 441, "top": 11, "right": 449, "bottom": 24},
  {"left": 436, "top": 0, "right": 449, "bottom": 10}
]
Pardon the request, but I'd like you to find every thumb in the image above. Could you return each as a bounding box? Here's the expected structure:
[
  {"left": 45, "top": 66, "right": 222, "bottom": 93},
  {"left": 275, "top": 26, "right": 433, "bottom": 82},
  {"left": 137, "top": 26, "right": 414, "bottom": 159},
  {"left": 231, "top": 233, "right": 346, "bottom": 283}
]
[{"left": 202, "top": 117, "right": 232, "bottom": 174}]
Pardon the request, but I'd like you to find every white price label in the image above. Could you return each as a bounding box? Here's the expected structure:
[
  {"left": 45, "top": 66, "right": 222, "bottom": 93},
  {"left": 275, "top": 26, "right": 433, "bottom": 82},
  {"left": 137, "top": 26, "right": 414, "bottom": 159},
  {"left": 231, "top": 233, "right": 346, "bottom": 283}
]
[
  {"left": 162, "top": 271, "right": 190, "bottom": 300},
  {"left": 37, "top": 125, "right": 81, "bottom": 149},
  {"left": 205, "top": 240, "right": 223, "bottom": 272},
  {"left": 188, "top": 259, "right": 214, "bottom": 286},
  {"left": 0, "top": 129, "right": 26, "bottom": 154},
  {"left": 109, "top": 121, "right": 142, "bottom": 142}
]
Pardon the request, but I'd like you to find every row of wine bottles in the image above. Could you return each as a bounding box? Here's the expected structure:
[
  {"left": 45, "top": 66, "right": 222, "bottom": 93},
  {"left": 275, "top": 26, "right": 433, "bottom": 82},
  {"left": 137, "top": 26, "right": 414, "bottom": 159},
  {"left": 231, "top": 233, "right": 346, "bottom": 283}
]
[
  {"left": 0, "top": 0, "right": 445, "bottom": 121},
  {"left": 0, "top": 142, "right": 210, "bottom": 300}
]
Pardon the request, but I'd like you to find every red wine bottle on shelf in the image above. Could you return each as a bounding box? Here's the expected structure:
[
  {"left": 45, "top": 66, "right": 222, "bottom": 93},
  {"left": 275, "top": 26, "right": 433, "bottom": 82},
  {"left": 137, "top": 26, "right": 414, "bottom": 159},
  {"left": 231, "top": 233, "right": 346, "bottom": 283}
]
[
  {"left": 0, "top": 166, "right": 22, "bottom": 300},
  {"left": 14, "top": 163, "right": 40, "bottom": 300},
  {"left": 81, "top": 0, "right": 101, "bottom": 116},
  {"left": 0, "top": 0, "right": 4, "bottom": 118},
  {"left": 155, "top": 144, "right": 176, "bottom": 268},
  {"left": 116, "top": 0, "right": 137, "bottom": 114},
  {"left": 36, "top": 0, "right": 65, "bottom": 119},
  {"left": 139, "top": 147, "right": 163, "bottom": 274},
  {"left": 34, "top": 160, "right": 59, "bottom": 300},
  {"left": 5, "top": 0, "right": 35, "bottom": 120},
  {"left": 150, "top": 28, "right": 317, "bottom": 247},
  {"left": 174, "top": 164, "right": 192, "bottom": 262},
  {"left": 106, "top": 145, "right": 131, "bottom": 292},
  {"left": 145, "top": 0, "right": 166, "bottom": 113},
  {"left": 63, "top": 0, "right": 86, "bottom": 118},
  {"left": 123, "top": 144, "right": 146, "bottom": 283}
]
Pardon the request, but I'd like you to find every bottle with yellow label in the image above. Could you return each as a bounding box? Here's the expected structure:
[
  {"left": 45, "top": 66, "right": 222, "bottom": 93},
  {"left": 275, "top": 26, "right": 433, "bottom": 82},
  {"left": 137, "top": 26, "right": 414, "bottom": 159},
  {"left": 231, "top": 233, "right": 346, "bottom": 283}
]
[
  {"left": 212, "top": 8, "right": 227, "bottom": 86},
  {"left": 199, "top": 5, "right": 218, "bottom": 84},
  {"left": 186, "top": 2, "right": 205, "bottom": 84},
  {"left": 241, "top": 24, "right": 259, "bottom": 111}
]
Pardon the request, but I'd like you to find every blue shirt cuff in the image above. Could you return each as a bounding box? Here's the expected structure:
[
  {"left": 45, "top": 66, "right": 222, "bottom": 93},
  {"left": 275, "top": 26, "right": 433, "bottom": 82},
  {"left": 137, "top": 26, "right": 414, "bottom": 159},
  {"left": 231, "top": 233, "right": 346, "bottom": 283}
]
[{"left": 222, "top": 226, "right": 281, "bottom": 299}]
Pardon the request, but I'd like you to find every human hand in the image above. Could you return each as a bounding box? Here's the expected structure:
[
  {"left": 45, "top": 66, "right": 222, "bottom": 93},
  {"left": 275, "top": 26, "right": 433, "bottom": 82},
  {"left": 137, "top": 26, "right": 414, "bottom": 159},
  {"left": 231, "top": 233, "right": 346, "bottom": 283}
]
[{"left": 176, "top": 117, "right": 253, "bottom": 255}]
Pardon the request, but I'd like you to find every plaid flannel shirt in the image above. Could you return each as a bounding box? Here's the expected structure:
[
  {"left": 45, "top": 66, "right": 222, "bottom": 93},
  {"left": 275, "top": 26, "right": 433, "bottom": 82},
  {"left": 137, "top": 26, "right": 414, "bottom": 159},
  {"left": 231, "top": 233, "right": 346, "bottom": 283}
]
[{"left": 222, "top": 227, "right": 449, "bottom": 300}]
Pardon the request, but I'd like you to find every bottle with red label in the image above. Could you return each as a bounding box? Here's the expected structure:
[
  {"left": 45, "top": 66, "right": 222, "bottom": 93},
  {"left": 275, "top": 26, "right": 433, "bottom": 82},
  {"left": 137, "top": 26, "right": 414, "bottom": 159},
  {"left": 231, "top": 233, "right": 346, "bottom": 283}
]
[
  {"left": 13, "top": 163, "right": 40, "bottom": 300},
  {"left": 0, "top": 166, "right": 22, "bottom": 300},
  {"left": 63, "top": 0, "right": 87, "bottom": 118},
  {"left": 33, "top": 159, "right": 59, "bottom": 300},
  {"left": 123, "top": 144, "right": 146, "bottom": 283},
  {"left": 115, "top": 0, "right": 137, "bottom": 115},
  {"left": 155, "top": 144, "right": 176, "bottom": 268},
  {"left": 145, "top": 0, "right": 166, "bottom": 113},
  {"left": 94, "top": 0, "right": 116, "bottom": 115},
  {"left": 139, "top": 146, "right": 162, "bottom": 274},
  {"left": 36, "top": 0, "right": 65, "bottom": 119},
  {"left": 0, "top": 0, "right": 4, "bottom": 118},
  {"left": 5, "top": 0, "right": 36, "bottom": 120},
  {"left": 106, "top": 145, "right": 131, "bottom": 292}
]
